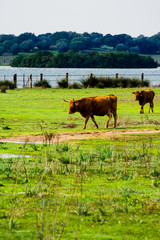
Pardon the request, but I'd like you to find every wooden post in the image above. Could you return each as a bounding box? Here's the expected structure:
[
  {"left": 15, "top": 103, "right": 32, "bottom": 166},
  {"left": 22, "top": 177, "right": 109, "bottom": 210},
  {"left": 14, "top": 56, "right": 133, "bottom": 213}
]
[
  {"left": 40, "top": 73, "right": 43, "bottom": 82},
  {"left": 116, "top": 73, "right": 118, "bottom": 79},
  {"left": 13, "top": 74, "right": 17, "bottom": 88},
  {"left": 66, "top": 73, "right": 68, "bottom": 86},
  {"left": 30, "top": 74, "right": 32, "bottom": 88},
  {"left": 141, "top": 73, "right": 144, "bottom": 82},
  {"left": 23, "top": 74, "right": 25, "bottom": 88}
]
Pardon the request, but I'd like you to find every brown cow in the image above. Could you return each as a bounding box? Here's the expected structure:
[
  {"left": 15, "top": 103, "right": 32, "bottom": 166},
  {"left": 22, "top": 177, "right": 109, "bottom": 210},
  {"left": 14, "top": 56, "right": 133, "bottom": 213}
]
[
  {"left": 64, "top": 94, "right": 117, "bottom": 129},
  {"left": 132, "top": 89, "right": 155, "bottom": 114}
]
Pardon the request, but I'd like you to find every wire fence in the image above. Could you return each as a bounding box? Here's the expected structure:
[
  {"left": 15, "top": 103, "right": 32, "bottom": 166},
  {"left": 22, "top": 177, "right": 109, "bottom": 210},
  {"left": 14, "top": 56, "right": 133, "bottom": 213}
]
[{"left": 0, "top": 72, "right": 160, "bottom": 88}]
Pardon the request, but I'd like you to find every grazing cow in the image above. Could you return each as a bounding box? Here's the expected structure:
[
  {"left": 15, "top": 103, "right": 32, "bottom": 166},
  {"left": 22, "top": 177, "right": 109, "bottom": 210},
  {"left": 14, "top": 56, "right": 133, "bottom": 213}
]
[
  {"left": 64, "top": 94, "right": 117, "bottom": 129},
  {"left": 132, "top": 89, "right": 155, "bottom": 114}
]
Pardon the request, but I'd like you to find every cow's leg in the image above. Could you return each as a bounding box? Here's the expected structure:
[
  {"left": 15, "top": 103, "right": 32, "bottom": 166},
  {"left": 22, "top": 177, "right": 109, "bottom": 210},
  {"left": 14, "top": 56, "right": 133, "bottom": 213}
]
[
  {"left": 105, "top": 113, "right": 112, "bottom": 128},
  {"left": 140, "top": 105, "right": 144, "bottom": 114},
  {"left": 148, "top": 103, "right": 151, "bottom": 113},
  {"left": 83, "top": 116, "right": 89, "bottom": 129},
  {"left": 91, "top": 115, "right": 99, "bottom": 128},
  {"left": 113, "top": 111, "right": 118, "bottom": 128},
  {"left": 150, "top": 102, "right": 154, "bottom": 113}
]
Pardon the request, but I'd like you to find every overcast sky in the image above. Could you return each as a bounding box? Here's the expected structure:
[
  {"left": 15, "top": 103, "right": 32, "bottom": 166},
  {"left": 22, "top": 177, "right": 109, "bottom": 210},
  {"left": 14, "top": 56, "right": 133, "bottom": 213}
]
[{"left": 1, "top": 0, "right": 160, "bottom": 37}]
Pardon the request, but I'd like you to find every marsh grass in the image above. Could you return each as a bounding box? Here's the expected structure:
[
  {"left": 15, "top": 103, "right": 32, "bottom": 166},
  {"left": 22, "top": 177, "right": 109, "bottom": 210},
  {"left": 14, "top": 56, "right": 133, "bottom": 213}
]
[{"left": 0, "top": 135, "right": 160, "bottom": 239}]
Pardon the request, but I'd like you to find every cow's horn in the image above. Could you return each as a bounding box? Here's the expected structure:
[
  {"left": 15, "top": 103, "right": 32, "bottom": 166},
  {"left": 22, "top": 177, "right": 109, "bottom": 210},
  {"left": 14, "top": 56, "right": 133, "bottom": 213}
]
[{"left": 63, "top": 99, "right": 69, "bottom": 102}]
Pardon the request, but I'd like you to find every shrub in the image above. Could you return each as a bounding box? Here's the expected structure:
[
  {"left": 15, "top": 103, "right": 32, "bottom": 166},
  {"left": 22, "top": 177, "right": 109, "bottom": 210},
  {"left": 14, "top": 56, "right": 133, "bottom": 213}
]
[
  {"left": 1, "top": 85, "right": 7, "bottom": 93},
  {"left": 81, "top": 76, "right": 98, "bottom": 88},
  {"left": 81, "top": 76, "right": 150, "bottom": 88},
  {"left": 99, "top": 77, "right": 115, "bottom": 88},
  {"left": 96, "top": 82, "right": 105, "bottom": 88},
  {"left": 0, "top": 80, "right": 15, "bottom": 90},
  {"left": 69, "top": 82, "right": 81, "bottom": 89},
  {"left": 141, "top": 80, "right": 149, "bottom": 87},
  {"left": 81, "top": 78, "right": 89, "bottom": 88},
  {"left": 34, "top": 79, "right": 51, "bottom": 88},
  {"left": 57, "top": 79, "right": 68, "bottom": 88}
]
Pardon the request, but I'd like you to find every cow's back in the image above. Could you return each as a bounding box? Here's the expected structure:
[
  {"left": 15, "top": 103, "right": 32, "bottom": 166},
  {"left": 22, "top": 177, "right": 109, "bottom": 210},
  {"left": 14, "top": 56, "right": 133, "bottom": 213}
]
[
  {"left": 143, "top": 90, "right": 155, "bottom": 103},
  {"left": 92, "top": 95, "right": 117, "bottom": 116}
]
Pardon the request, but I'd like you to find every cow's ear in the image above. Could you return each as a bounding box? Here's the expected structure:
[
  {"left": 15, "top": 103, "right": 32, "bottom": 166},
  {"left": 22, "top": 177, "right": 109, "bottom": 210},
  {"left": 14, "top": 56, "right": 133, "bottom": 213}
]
[
  {"left": 132, "top": 92, "right": 135, "bottom": 94},
  {"left": 139, "top": 91, "right": 144, "bottom": 94}
]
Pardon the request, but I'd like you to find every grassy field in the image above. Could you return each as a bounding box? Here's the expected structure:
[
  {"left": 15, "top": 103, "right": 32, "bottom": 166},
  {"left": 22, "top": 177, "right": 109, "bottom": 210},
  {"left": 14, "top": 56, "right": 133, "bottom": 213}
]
[
  {"left": 0, "top": 87, "right": 160, "bottom": 239},
  {"left": 0, "top": 87, "right": 160, "bottom": 137}
]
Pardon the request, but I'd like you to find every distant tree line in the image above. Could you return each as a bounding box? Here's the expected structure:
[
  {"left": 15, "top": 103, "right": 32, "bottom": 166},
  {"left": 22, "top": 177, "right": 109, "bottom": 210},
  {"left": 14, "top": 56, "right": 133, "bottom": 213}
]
[
  {"left": 0, "top": 31, "right": 160, "bottom": 55},
  {"left": 11, "top": 51, "right": 157, "bottom": 68}
]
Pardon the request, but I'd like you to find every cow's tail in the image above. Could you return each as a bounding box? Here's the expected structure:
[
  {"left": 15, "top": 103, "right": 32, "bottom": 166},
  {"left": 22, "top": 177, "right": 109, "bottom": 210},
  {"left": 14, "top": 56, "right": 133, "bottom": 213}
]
[
  {"left": 112, "top": 96, "right": 118, "bottom": 128},
  {"left": 113, "top": 96, "right": 117, "bottom": 110}
]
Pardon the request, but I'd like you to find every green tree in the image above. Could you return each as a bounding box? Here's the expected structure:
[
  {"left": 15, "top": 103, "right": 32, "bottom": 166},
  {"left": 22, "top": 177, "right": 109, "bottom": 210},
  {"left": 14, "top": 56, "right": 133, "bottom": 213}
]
[
  {"left": 20, "top": 39, "right": 35, "bottom": 52},
  {"left": 17, "top": 32, "right": 36, "bottom": 44},
  {"left": 10, "top": 43, "right": 22, "bottom": 55},
  {"left": 115, "top": 43, "right": 128, "bottom": 51},
  {"left": 70, "top": 40, "right": 85, "bottom": 51}
]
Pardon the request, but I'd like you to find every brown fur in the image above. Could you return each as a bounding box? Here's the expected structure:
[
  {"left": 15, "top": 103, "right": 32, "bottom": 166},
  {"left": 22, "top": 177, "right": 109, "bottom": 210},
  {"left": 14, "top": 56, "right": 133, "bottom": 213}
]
[
  {"left": 66, "top": 94, "right": 117, "bottom": 129},
  {"left": 132, "top": 89, "right": 155, "bottom": 114}
]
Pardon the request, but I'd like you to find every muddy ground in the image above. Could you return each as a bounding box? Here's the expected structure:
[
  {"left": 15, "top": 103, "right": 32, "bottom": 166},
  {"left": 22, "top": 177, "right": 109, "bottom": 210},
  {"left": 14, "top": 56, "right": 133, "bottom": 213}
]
[{"left": 0, "top": 129, "right": 160, "bottom": 144}]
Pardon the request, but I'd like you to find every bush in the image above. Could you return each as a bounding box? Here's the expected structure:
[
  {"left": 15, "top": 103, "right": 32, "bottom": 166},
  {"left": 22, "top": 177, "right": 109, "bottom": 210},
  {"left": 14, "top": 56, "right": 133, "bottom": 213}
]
[
  {"left": 1, "top": 85, "right": 7, "bottom": 93},
  {"left": 81, "top": 76, "right": 149, "bottom": 88},
  {"left": 0, "top": 80, "right": 15, "bottom": 90},
  {"left": 81, "top": 78, "right": 89, "bottom": 88},
  {"left": 69, "top": 83, "right": 81, "bottom": 89},
  {"left": 34, "top": 79, "right": 51, "bottom": 88},
  {"left": 81, "top": 76, "right": 99, "bottom": 88},
  {"left": 57, "top": 79, "right": 68, "bottom": 88}
]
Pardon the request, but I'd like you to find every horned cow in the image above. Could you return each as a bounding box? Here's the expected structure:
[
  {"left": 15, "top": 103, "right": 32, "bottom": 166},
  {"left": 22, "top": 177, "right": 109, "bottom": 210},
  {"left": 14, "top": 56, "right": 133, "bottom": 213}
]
[
  {"left": 64, "top": 94, "right": 118, "bottom": 129},
  {"left": 132, "top": 89, "right": 155, "bottom": 114}
]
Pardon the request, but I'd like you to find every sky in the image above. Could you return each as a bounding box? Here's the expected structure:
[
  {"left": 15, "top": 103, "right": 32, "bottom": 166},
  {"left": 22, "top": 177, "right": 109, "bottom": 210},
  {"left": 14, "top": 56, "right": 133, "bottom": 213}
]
[{"left": 1, "top": 0, "right": 160, "bottom": 37}]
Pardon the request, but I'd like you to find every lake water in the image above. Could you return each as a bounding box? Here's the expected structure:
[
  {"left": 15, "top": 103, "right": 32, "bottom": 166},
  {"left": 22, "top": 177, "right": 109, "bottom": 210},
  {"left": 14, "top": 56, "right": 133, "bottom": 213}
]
[
  {"left": 0, "top": 153, "right": 30, "bottom": 159},
  {"left": 0, "top": 66, "right": 160, "bottom": 88}
]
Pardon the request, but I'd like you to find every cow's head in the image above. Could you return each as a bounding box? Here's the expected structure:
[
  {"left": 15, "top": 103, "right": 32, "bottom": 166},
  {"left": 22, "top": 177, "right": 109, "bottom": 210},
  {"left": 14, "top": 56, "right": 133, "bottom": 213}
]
[
  {"left": 132, "top": 91, "right": 140, "bottom": 101},
  {"left": 133, "top": 91, "right": 144, "bottom": 100},
  {"left": 133, "top": 91, "right": 144, "bottom": 106},
  {"left": 64, "top": 99, "right": 76, "bottom": 114}
]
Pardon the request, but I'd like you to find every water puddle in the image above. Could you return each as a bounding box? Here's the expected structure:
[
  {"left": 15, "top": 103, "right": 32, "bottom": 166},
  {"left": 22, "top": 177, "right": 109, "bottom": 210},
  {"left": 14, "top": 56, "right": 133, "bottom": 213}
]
[{"left": 0, "top": 153, "right": 30, "bottom": 159}]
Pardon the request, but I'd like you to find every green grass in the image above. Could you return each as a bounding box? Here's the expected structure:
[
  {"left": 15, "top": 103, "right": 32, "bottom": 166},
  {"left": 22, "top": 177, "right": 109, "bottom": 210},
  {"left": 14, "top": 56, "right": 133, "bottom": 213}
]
[
  {"left": 0, "top": 87, "right": 160, "bottom": 239},
  {"left": 0, "top": 136, "right": 160, "bottom": 239}
]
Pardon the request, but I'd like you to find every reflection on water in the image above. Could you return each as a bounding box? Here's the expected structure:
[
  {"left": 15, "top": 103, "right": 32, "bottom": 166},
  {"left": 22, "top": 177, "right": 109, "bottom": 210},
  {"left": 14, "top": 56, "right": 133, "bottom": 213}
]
[{"left": 0, "top": 153, "right": 30, "bottom": 159}]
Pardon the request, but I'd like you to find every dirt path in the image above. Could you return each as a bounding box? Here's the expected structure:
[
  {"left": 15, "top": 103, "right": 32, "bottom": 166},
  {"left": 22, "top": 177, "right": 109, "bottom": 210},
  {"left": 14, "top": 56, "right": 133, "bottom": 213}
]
[{"left": 0, "top": 129, "right": 160, "bottom": 144}]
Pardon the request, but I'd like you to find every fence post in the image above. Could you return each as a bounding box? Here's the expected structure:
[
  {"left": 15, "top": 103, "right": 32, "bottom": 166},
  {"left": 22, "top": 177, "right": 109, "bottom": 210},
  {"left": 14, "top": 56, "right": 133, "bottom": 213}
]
[
  {"left": 66, "top": 73, "right": 68, "bottom": 86},
  {"left": 13, "top": 74, "right": 17, "bottom": 88},
  {"left": 116, "top": 73, "right": 118, "bottom": 79},
  {"left": 30, "top": 74, "right": 32, "bottom": 88},
  {"left": 89, "top": 73, "right": 93, "bottom": 87},
  {"left": 141, "top": 73, "right": 144, "bottom": 82},
  {"left": 40, "top": 73, "right": 43, "bottom": 82},
  {"left": 23, "top": 74, "right": 25, "bottom": 88}
]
